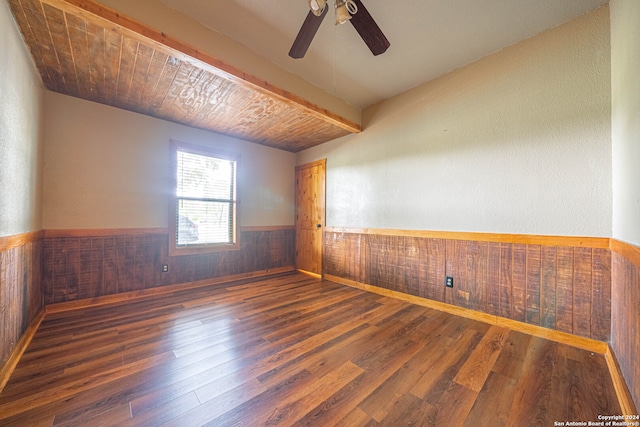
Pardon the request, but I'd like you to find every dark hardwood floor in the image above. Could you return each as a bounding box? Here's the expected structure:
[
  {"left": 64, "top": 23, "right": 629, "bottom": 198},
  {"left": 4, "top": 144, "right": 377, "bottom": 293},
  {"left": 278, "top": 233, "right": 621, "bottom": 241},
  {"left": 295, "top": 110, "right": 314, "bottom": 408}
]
[{"left": 0, "top": 272, "right": 620, "bottom": 426}]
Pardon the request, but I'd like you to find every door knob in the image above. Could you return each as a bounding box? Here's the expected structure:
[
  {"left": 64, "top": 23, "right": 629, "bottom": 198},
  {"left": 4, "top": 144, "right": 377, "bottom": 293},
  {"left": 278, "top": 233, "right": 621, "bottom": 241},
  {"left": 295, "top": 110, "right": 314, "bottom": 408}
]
[{"left": 316, "top": 224, "right": 322, "bottom": 228}]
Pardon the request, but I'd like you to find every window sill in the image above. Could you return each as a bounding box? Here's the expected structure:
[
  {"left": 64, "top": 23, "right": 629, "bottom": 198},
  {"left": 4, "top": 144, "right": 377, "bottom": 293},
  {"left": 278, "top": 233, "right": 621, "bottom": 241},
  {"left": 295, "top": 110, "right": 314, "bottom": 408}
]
[{"left": 169, "top": 241, "right": 241, "bottom": 257}]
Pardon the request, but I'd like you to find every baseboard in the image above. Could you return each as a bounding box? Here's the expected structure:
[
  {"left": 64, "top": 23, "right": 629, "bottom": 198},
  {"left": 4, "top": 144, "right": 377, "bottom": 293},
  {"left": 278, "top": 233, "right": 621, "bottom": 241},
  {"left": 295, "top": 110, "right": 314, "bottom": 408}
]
[
  {"left": 46, "top": 266, "right": 296, "bottom": 314},
  {"left": 297, "top": 269, "right": 322, "bottom": 279},
  {"left": 605, "top": 346, "right": 638, "bottom": 415},
  {"left": 325, "top": 274, "right": 608, "bottom": 354},
  {"left": 0, "top": 308, "right": 46, "bottom": 394}
]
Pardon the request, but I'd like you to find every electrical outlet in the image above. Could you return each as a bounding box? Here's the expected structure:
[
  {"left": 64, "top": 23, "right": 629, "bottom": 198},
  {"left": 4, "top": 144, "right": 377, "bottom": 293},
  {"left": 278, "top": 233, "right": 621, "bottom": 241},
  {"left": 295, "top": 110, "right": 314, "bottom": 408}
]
[
  {"left": 445, "top": 276, "right": 454, "bottom": 288},
  {"left": 162, "top": 264, "right": 169, "bottom": 273}
]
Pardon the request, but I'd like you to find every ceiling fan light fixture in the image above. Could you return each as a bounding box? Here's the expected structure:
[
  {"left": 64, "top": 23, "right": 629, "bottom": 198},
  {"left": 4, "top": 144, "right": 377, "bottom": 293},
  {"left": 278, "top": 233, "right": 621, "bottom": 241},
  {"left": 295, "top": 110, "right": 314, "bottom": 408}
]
[
  {"left": 291, "top": 0, "right": 388, "bottom": 59},
  {"left": 309, "top": 0, "right": 327, "bottom": 16},
  {"left": 334, "top": 0, "right": 354, "bottom": 25}
]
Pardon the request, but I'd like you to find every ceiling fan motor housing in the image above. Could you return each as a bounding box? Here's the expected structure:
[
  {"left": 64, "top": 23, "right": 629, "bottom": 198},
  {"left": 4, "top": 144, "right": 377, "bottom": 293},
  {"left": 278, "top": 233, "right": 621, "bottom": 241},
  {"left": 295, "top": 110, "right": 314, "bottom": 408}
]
[{"left": 309, "top": 0, "right": 327, "bottom": 16}]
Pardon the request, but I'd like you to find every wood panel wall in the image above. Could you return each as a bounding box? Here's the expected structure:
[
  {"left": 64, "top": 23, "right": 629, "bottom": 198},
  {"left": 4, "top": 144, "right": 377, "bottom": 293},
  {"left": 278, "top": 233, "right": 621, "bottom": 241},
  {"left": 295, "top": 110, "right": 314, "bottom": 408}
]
[
  {"left": 325, "top": 230, "right": 611, "bottom": 341},
  {"left": 42, "top": 227, "right": 295, "bottom": 304},
  {"left": 0, "top": 232, "right": 44, "bottom": 368},
  {"left": 611, "top": 240, "right": 640, "bottom": 412}
]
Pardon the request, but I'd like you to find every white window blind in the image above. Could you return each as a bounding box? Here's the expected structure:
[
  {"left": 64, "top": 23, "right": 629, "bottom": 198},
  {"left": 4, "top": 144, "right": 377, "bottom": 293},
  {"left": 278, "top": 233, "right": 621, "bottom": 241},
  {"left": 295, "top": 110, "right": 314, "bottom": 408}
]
[{"left": 175, "top": 148, "right": 236, "bottom": 247}]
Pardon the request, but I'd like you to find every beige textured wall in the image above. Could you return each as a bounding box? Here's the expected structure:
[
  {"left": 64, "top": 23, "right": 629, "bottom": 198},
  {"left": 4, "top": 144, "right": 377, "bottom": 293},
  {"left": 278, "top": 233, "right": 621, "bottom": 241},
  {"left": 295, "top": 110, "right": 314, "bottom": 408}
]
[
  {"left": 298, "top": 7, "right": 612, "bottom": 237},
  {"left": 93, "top": 0, "right": 360, "bottom": 125},
  {"left": 43, "top": 92, "right": 295, "bottom": 229},
  {"left": 0, "top": 0, "right": 44, "bottom": 237},
  {"left": 611, "top": 0, "right": 640, "bottom": 247}
]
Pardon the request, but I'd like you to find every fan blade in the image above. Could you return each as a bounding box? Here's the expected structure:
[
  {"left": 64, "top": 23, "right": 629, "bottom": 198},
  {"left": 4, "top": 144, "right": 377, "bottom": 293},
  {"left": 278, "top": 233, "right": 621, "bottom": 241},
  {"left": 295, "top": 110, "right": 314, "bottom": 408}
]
[
  {"left": 289, "top": 7, "right": 328, "bottom": 59},
  {"left": 349, "top": 0, "right": 390, "bottom": 56}
]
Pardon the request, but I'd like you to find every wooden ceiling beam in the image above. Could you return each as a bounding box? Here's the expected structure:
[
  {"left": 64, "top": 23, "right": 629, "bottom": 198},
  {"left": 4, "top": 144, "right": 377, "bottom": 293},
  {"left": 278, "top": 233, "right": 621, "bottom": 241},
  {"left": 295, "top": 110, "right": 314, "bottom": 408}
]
[{"left": 42, "top": 0, "right": 362, "bottom": 135}]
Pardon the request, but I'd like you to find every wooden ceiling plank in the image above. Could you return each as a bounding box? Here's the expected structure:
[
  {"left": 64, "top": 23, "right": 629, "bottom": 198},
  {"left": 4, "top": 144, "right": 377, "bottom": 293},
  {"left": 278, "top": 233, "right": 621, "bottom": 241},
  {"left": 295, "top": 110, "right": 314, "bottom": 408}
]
[
  {"left": 7, "top": 0, "right": 55, "bottom": 89},
  {"left": 168, "top": 62, "right": 202, "bottom": 122},
  {"left": 85, "top": 21, "right": 107, "bottom": 103},
  {"left": 65, "top": 13, "right": 93, "bottom": 100},
  {"left": 173, "top": 68, "right": 232, "bottom": 128},
  {"left": 194, "top": 76, "right": 233, "bottom": 124},
  {"left": 40, "top": 0, "right": 362, "bottom": 135},
  {"left": 189, "top": 72, "right": 231, "bottom": 125},
  {"left": 20, "top": 0, "right": 66, "bottom": 92},
  {"left": 156, "top": 61, "right": 194, "bottom": 120},
  {"left": 41, "top": 3, "right": 79, "bottom": 96},
  {"left": 173, "top": 67, "right": 208, "bottom": 121},
  {"left": 103, "top": 29, "right": 122, "bottom": 104},
  {"left": 115, "top": 37, "right": 138, "bottom": 109},
  {"left": 234, "top": 103, "right": 282, "bottom": 140},
  {"left": 219, "top": 91, "right": 277, "bottom": 139},
  {"left": 138, "top": 50, "right": 169, "bottom": 115},
  {"left": 265, "top": 116, "right": 349, "bottom": 152},
  {"left": 146, "top": 56, "right": 180, "bottom": 117},
  {"left": 234, "top": 98, "right": 288, "bottom": 138},
  {"left": 126, "top": 43, "right": 154, "bottom": 108}
]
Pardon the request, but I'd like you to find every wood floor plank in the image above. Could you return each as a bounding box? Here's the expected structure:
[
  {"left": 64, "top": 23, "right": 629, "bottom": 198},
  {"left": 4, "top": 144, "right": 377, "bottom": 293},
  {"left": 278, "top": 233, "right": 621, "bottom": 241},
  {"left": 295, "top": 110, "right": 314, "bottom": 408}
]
[
  {"left": 491, "top": 329, "right": 532, "bottom": 380},
  {"left": 377, "top": 392, "right": 432, "bottom": 427},
  {"left": 453, "top": 325, "right": 510, "bottom": 392},
  {"left": 53, "top": 400, "right": 132, "bottom": 427},
  {"left": 463, "top": 371, "right": 518, "bottom": 427},
  {"left": 122, "top": 391, "right": 201, "bottom": 426},
  {"left": 293, "top": 340, "right": 425, "bottom": 426},
  {"left": 410, "top": 327, "right": 480, "bottom": 400},
  {"left": 506, "top": 337, "right": 558, "bottom": 426},
  {"left": 125, "top": 335, "right": 277, "bottom": 414},
  {"left": 0, "top": 272, "right": 622, "bottom": 426},
  {"left": 257, "top": 323, "right": 373, "bottom": 389},
  {"left": 550, "top": 345, "right": 621, "bottom": 420},
  {"left": 357, "top": 312, "right": 453, "bottom": 422},
  {"left": 426, "top": 381, "right": 478, "bottom": 427},
  {"left": 0, "top": 411, "right": 55, "bottom": 427},
  {"left": 200, "top": 369, "right": 319, "bottom": 426},
  {"left": 259, "top": 361, "right": 364, "bottom": 426},
  {"left": 335, "top": 406, "right": 377, "bottom": 427},
  {"left": 0, "top": 352, "right": 175, "bottom": 417},
  {"left": 159, "top": 377, "right": 268, "bottom": 426}
]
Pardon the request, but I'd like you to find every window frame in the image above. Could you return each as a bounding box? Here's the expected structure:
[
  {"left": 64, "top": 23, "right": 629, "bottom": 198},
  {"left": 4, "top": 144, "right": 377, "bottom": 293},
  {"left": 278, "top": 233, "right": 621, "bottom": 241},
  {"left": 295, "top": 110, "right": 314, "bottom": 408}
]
[{"left": 169, "top": 140, "right": 240, "bottom": 256}]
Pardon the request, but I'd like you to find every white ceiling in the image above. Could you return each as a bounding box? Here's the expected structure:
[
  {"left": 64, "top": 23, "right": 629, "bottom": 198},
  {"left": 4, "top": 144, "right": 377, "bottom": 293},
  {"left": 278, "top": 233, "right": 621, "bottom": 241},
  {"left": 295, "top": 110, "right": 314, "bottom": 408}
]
[{"left": 157, "top": 0, "right": 608, "bottom": 110}]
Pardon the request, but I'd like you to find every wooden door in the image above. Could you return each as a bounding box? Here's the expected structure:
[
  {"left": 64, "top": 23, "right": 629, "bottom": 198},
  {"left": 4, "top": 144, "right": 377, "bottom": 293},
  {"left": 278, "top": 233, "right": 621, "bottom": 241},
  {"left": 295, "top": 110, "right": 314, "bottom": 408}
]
[{"left": 295, "top": 159, "right": 326, "bottom": 276}]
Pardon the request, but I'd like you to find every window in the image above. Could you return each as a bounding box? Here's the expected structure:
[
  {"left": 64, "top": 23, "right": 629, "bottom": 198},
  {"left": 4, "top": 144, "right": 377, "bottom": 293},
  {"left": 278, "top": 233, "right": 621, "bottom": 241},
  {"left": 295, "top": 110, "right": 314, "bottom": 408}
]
[{"left": 170, "top": 141, "right": 239, "bottom": 255}]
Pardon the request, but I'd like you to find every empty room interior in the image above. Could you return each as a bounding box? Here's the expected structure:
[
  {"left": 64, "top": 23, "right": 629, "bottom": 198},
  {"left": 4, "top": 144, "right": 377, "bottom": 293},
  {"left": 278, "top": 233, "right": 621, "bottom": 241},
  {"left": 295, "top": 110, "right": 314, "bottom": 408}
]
[{"left": 1, "top": 0, "right": 639, "bottom": 425}]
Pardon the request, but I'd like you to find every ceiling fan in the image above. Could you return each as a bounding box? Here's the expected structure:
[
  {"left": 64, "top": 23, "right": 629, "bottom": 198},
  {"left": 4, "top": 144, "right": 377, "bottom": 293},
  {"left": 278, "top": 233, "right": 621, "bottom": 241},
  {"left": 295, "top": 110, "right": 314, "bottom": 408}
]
[{"left": 289, "top": 0, "right": 390, "bottom": 59}]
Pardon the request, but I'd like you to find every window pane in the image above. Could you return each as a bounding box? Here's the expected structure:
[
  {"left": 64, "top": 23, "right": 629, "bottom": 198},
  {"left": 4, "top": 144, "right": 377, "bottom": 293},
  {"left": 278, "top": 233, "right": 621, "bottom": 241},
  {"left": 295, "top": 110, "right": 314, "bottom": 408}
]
[
  {"left": 171, "top": 142, "right": 238, "bottom": 254},
  {"left": 177, "top": 199, "right": 232, "bottom": 245},
  {"left": 177, "top": 150, "right": 234, "bottom": 200}
]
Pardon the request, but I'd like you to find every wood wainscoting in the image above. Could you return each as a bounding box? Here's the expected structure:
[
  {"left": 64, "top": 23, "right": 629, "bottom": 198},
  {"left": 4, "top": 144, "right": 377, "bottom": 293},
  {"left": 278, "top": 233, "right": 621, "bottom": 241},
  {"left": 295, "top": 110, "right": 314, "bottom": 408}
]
[
  {"left": 610, "top": 239, "right": 640, "bottom": 414},
  {"left": 42, "top": 226, "right": 295, "bottom": 304},
  {"left": 0, "top": 231, "right": 45, "bottom": 390},
  {"left": 324, "top": 227, "right": 612, "bottom": 342}
]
